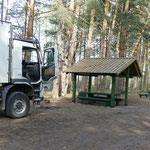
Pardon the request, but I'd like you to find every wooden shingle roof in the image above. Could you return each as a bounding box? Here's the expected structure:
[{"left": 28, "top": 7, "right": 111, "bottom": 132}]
[{"left": 65, "top": 58, "right": 142, "bottom": 77}]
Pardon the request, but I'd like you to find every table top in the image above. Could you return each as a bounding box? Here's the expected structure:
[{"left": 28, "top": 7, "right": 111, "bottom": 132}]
[{"left": 86, "top": 92, "right": 121, "bottom": 96}]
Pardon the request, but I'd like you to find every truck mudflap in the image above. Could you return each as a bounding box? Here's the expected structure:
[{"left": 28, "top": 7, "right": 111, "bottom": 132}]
[{"left": 1, "top": 85, "right": 13, "bottom": 110}]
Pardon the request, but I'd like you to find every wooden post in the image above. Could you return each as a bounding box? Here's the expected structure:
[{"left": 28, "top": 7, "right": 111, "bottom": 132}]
[
  {"left": 125, "top": 69, "right": 129, "bottom": 105},
  {"left": 72, "top": 73, "right": 77, "bottom": 103},
  {"left": 88, "top": 76, "right": 92, "bottom": 92},
  {"left": 111, "top": 75, "right": 116, "bottom": 107}
]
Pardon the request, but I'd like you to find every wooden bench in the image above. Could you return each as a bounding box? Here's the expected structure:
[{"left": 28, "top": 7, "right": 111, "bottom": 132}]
[
  {"left": 138, "top": 93, "right": 149, "bottom": 98},
  {"left": 77, "top": 91, "right": 123, "bottom": 106}
]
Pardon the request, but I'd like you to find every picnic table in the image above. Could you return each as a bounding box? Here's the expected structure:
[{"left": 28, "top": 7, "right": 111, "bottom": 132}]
[
  {"left": 77, "top": 91, "right": 123, "bottom": 106},
  {"left": 87, "top": 91, "right": 120, "bottom": 97}
]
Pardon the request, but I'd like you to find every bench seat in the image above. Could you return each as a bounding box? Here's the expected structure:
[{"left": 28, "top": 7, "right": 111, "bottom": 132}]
[
  {"left": 77, "top": 96, "right": 111, "bottom": 106},
  {"left": 138, "top": 93, "right": 149, "bottom": 98},
  {"left": 77, "top": 93, "right": 123, "bottom": 106}
]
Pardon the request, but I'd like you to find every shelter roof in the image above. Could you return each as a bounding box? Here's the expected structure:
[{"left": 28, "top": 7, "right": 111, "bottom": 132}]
[{"left": 65, "top": 58, "right": 142, "bottom": 77}]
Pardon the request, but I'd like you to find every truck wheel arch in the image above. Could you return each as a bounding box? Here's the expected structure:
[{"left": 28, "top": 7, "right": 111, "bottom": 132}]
[{"left": 2, "top": 84, "right": 33, "bottom": 110}]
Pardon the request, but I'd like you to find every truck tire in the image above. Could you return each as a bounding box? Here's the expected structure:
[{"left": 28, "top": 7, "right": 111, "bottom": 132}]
[{"left": 6, "top": 92, "right": 30, "bottom": 119}]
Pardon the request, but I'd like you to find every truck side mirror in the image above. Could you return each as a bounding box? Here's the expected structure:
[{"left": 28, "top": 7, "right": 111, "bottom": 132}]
[{"left": 42, "top": 48, "right": 55, "bottom": 81}]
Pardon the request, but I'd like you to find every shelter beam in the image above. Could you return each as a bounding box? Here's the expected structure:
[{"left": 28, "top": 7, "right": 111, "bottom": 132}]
[
  {"left": 111, "top": 75, "right": 116, "bottom": 107},
  {"left": 88, "top": 76, "right": 92, "bottom": 92},
  {"left": 72, "top": 73, "right": 77, "bottom": 103},
  {"left": 125, "top": 69, "right": 129, "bottom": 105}
]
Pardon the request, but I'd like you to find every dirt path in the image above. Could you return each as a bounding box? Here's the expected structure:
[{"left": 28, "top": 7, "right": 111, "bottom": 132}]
[{"left": 0, "top": 93, "right": 150, "bottom": 150}]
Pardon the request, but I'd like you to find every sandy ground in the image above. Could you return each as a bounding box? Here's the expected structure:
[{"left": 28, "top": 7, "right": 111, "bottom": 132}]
[{"left": 0, "top": 93, "right": 150, "bottom": 150}]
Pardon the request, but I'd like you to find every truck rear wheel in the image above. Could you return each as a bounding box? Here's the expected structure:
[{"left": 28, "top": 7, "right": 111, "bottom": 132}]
[{"left": 6, "top": 92, "right": 30, "bottom": 119}]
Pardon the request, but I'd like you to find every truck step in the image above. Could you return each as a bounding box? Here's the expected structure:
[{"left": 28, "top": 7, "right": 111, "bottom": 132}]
[
  {"left": 33, "top": 97, "right": 43, "bottom": 106},
  {"left": 33, "top": 97, "right": 44, "bottom": 101},
  {"left": 34, "top": 90, "right": 41, "bottom": 92}
]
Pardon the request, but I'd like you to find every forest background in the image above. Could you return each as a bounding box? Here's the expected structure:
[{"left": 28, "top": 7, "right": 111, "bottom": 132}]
[{"left": 1, "top": 0, "right": 150, "bottom": 98}]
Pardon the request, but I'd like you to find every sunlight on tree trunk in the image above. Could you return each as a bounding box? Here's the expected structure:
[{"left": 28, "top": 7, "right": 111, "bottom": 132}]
[
  {"left": 27, "top": 0, "right": 35, "bottom": 37},
  {"left": 69, "top": 0, "right": 81, "bottom": 65},
  {"left": 24, "top": 0, "right": 28, "bottom": 37},
  {"left": 5, "top": 0, "right": 9, "bottom": 21}
]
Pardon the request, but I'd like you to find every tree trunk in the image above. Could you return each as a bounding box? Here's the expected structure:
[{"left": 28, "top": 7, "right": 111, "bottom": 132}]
[
  {"left": 57, "top": 21, "right": 63, "bottom": 96},
  {"left": 106, "top": 0, "right": 119, "bottom": 57},
  {"left": 61, "top": 0, "right": 75, "bottom": 96},
  {"left": 116, "top": 1, "right": 129, "bottom": 94},
  {"left": 133, "top": 39, "right": 141, "bottom": 90},
  {"left": 143, "top": 44, "right": 148, "bottom": 90},
  {"left": 94, "top": 77, "right": 99, "bottom": 92},
  {"left": 136, "top": 39, "right": 141, "bottom": 60},
  {"left": 100, "top": 0, "right": 109, "bottom": 58},
  {"left": 115, "top": 4, "right": 124, "bottom": 57},
  {"left": 119, "top": 0, "right": 130, "bottom": 57},
  {"left": 69, "top": 0, "right": 81, "bottom": 65},
  {"left": 133, "top": 78, "right": 138, "bottom": 90},
  {"left": 99, "top": 0, "right": 109, "bottom": 92},
  {"left": 27, "top": 0, "right": 35, "bottom": 37},
  {"left": 5, "top": 0, "right": 9, "bottom": 21},
  {"left": 72, "top": 12, "right": 87, "bottom": 63},
  {"left": 140, "top": 42, "right": 145, "bottom": 90},
  {"left": 52, "top": 21, "right": 62, "bottom": 98},
  {"left": 24, "top": 0, "right": 28, "bottom": 37},
  {"left": 81, "top": 9, "right": 95, "bottom": 91},
  {"left": 86, "top": 9, "right": 95, "bottom": 57},
  {"left": 72, "top": 31, "right": 82, "bottom": 62},
  {"left": 100, "top": 76, "right": 106, "bottom": 92}
]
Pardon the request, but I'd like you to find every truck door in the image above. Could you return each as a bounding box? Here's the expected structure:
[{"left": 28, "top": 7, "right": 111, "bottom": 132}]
[{"left": 42, "top": 48, "right": 57, "bottom": 86}]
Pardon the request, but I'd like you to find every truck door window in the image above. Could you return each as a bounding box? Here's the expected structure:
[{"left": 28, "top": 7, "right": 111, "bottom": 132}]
[
  {"left": 44, "top": 50, "right": 54, "bottom": 66},
  {"left": 23, "top": 49, "right": 38, "bottom": 63},
  {"left": 22, "top": 48, "right": 40, "bottom": 81},
  {"left": 42, "top": 48, "right": 55, "bottom": 81}
]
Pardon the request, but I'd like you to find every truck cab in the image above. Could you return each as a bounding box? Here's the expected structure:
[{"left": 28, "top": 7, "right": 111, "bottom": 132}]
[{"left": 0, "top": 22, "right": 57, "bottom": 118}]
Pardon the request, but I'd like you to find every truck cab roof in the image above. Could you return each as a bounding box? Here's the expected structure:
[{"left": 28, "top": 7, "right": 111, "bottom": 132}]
[{"left": 13, "top": 39, "right": 37, "bottom": 49}]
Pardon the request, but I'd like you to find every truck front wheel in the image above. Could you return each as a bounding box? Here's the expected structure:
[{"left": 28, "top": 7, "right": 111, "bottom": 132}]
[{"left": 6, "top": 92, "right": 30, "bottom": 119}]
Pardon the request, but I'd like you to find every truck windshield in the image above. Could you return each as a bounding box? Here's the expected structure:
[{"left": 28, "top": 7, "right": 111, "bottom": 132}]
[{"left": 23, "top": 48, "right": 38, "bottom": 63}]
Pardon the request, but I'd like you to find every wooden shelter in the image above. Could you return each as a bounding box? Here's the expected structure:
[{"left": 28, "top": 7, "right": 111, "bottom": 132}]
[{"left": 65, "top": 58, "right": 142, "bottom": 107}]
